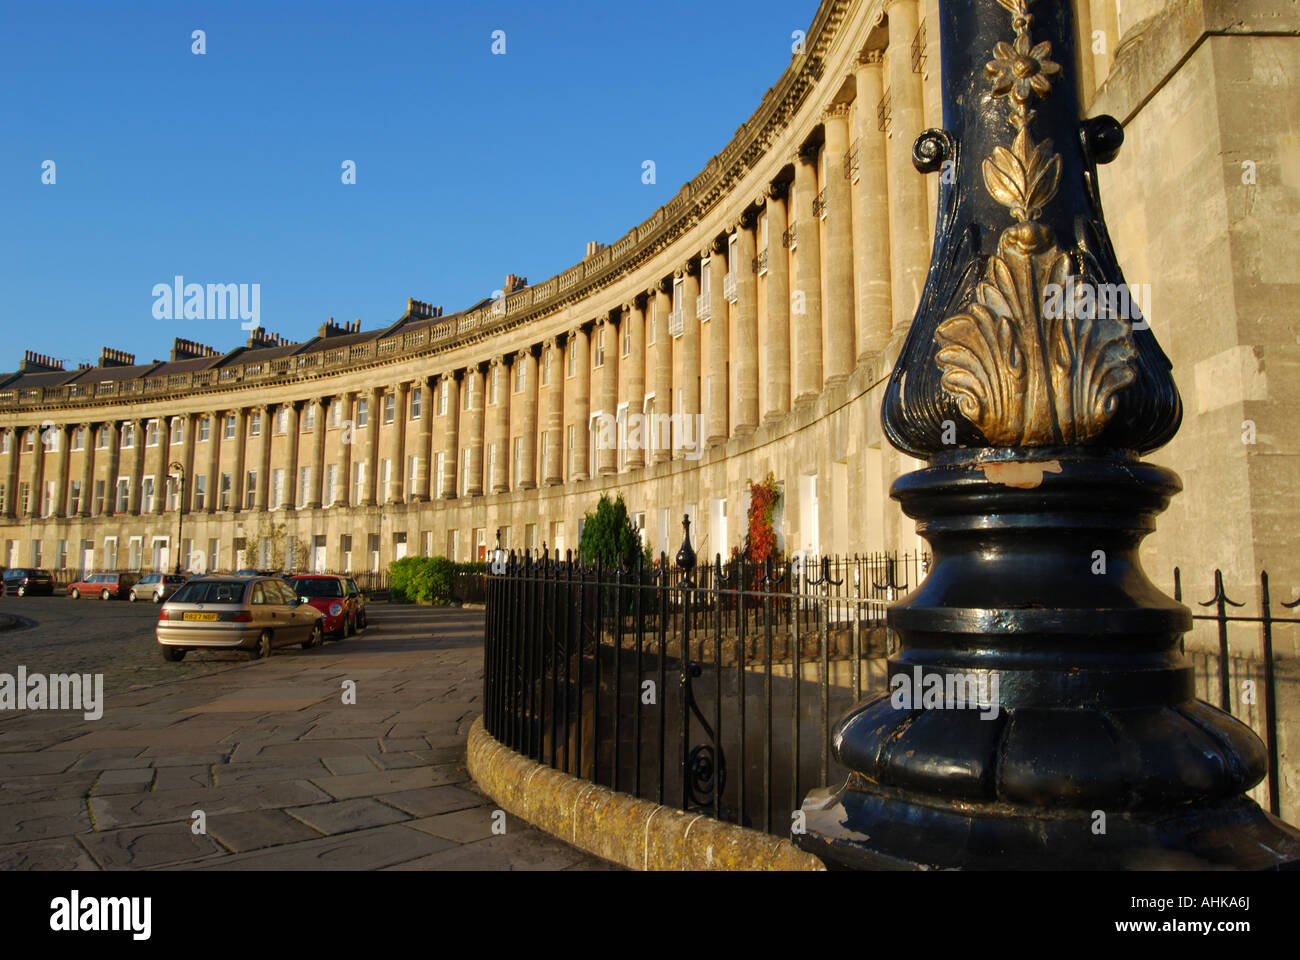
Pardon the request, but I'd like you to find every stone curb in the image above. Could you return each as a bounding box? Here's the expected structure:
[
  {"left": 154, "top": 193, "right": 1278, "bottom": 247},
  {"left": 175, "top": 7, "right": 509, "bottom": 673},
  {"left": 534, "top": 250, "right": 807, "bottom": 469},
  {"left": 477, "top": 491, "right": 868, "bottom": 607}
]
[{"left": 466, "top": 716, "right": 825, "bottom": 871}]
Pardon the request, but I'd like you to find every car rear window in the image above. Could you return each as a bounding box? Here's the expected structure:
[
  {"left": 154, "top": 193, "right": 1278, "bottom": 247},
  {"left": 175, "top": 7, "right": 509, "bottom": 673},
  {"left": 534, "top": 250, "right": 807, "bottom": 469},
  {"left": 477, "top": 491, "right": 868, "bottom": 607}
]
[
  {"left": 171, "top": 581, "right": 247, "bottom": 604},
  {"left": 291, "top": 578, "right": 343, "bottom": 598}
]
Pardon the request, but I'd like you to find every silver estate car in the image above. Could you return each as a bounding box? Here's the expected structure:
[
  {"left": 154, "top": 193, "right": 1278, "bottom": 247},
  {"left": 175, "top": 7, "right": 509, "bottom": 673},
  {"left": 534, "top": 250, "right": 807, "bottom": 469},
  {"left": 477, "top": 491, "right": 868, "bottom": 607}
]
[{"left": 156, "top": 576, "right": 324, "bottom": 662}]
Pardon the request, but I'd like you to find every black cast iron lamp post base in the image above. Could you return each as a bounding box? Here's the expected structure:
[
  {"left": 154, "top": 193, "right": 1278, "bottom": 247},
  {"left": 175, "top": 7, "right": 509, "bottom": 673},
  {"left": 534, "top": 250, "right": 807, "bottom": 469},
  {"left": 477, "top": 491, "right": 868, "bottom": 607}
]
[
  {"left": 794, "top": 0, "right": 1300, "bottom": 869},
  {"left": 796, "top": 448, "right": 1300, "bottom": 869}
]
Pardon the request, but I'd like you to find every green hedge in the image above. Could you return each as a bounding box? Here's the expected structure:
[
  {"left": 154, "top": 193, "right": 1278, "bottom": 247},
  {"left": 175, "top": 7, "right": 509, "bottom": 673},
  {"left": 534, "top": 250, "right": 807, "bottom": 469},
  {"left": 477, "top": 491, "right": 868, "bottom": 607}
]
[{"left": 388, "top": 556, "right": 487, "bottom": 603}]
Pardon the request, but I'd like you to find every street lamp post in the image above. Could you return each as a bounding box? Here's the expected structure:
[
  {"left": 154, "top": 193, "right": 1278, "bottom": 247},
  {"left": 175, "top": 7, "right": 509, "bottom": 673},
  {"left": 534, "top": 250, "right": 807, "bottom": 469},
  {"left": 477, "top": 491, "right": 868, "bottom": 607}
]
[
  {"left": 169, "top": 461, "right": 185, "bottom": 576},
  {"left": 794, "top": 0, "right": 1300, "bottom": 869}
]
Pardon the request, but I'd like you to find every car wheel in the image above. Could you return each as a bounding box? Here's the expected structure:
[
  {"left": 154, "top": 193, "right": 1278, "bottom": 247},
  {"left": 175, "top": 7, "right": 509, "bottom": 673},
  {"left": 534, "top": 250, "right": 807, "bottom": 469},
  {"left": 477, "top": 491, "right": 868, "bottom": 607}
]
[
  {"left": 153, "top": 592, "right": 163, "bottom": 603},
  {"left": 16, "top": 586, "right": 25, "bottom": 597},
  {"left": 162, "top": 646, "right": 185, "bottom": 662},
  {"left": 101, "top": 589, "right": 110, "bottom": 601},
  {"left": 129, "top": 590, "right": 137, "bottom": 602},
  {"left": 70, "top": 588, "right": 79, "bottom": 599},
  {"left": 302, "top": 623, "right": 323, "bottom": 650},
  {"left": 249, "top": 630, "right": 273, "bottom": 660}
]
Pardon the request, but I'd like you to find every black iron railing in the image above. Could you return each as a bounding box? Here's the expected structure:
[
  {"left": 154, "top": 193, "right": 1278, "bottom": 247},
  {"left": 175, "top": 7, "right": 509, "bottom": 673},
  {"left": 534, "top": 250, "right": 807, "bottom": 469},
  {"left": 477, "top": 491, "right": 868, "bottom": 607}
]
[
  {"left": 483, "top": 540, "right": 929, "bottom": 836},
  {"left": 485, "top": 555, "right": 1299, "bottom": 833},
  {"left": 1173, "top": 568, "right": 1298, "bottom": 817}
]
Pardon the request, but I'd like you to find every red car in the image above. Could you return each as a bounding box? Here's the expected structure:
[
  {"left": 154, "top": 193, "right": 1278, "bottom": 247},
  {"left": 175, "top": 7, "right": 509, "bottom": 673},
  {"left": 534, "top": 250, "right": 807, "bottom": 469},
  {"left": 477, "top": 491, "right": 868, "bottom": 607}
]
[
  {"left": 67, "top": 572, "right": 140, "bottom": 600},
  {"left": 287, "top": 575, "right": 366, "bottom": 640}
]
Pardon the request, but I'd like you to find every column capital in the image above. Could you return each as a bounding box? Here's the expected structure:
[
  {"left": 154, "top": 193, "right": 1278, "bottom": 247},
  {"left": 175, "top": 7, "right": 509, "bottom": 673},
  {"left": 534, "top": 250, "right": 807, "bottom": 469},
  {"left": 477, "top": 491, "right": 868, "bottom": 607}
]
[
  {"left": 766, "top": 179, "right": 789, "bottom": 201},
  {"left": 655, "top": 276, "right": 673, "bottom": 295},
  {"left": 542, "top": 336, "right": 558, "bottom": 351},
  {"left": 823, "top": 101, "right": 852, "bottom": 122},
  {"left": 858, "top": 48, "right": 885, "bottom": 66},
  {"left": 710, "top": 233, "right": 728, "bottom": 256}
]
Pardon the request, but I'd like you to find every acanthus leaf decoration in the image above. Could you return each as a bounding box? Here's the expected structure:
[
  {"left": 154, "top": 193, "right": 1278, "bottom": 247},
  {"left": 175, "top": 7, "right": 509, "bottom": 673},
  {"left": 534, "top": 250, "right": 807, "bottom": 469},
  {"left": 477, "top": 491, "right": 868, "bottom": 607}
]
[{"left": 934, "top": 0, "right": 1135, "bottom": 448}]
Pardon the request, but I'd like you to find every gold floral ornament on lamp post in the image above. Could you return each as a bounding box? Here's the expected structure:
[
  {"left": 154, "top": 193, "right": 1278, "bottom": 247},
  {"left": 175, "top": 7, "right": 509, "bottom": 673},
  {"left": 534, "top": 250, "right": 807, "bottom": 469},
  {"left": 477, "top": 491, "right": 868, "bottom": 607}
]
[{"left": 935, "top": 0, "right": 1135, "bottom": 447}]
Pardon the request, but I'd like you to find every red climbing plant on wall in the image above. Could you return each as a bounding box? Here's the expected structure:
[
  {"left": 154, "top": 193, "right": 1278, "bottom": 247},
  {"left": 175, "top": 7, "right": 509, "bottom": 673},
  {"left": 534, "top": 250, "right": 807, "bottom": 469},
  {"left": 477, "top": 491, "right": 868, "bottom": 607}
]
[{"left": 743, "top": 472, "right": 783, "bottom": 566}]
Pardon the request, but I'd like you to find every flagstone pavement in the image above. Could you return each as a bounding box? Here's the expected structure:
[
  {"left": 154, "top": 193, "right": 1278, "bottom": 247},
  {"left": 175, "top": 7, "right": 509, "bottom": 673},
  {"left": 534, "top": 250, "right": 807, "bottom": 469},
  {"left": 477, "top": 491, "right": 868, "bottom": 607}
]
[{"left": 0, "top": 605, "right": 614, "bottom": 870}]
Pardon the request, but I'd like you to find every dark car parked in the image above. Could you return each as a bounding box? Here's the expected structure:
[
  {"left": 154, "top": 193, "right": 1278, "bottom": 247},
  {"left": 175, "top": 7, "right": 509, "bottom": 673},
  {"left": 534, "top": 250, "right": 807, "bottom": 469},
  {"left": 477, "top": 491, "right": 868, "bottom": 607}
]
[{"left": 2, "top": 568, "right": 55, "bottom": 597}]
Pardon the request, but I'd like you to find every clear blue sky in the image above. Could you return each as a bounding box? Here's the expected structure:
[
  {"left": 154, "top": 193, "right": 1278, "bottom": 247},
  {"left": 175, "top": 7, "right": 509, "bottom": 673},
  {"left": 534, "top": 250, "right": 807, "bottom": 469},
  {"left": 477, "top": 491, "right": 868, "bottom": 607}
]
[{"left": 0, "top": 0, "right": 819, "bottom": 370}]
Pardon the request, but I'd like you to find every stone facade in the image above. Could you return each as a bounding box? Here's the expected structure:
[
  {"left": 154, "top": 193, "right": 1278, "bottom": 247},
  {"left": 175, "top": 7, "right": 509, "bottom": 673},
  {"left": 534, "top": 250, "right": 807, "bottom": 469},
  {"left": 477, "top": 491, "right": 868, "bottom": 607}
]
[{"left": 0, "top": 0, "right": 1295, "bottom": 656}]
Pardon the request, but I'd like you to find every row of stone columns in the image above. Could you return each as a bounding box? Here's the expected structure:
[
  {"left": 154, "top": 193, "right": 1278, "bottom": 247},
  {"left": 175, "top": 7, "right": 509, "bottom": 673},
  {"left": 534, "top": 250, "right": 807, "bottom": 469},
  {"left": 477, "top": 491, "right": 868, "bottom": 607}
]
[{"left": 0, "top": 4, "right": 934, "bottom": 520}]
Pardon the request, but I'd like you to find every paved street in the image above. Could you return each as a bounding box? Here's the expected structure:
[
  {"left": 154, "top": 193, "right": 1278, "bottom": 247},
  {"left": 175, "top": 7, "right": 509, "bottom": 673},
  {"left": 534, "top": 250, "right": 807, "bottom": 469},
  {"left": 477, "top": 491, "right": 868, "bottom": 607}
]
[{"left": 0, "top": 598, "right": 612, "bottom": 870}]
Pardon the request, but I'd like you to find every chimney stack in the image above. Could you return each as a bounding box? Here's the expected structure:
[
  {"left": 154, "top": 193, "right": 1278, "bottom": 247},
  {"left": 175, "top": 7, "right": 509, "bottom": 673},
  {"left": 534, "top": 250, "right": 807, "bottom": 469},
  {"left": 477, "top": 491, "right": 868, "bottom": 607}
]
[
  {"left": 98, "top": 347, "right": 136, "bottom": 368},
  {"left": 19, "top": 350, "right": 64, "bottom": 373}
]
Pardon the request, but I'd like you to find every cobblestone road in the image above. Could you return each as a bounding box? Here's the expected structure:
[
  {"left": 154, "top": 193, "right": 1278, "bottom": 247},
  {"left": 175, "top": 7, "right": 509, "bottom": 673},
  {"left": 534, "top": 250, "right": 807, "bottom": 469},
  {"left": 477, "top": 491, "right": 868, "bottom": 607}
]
[{"left": 0, "top": 600, "right": 612, "bottom": 870}]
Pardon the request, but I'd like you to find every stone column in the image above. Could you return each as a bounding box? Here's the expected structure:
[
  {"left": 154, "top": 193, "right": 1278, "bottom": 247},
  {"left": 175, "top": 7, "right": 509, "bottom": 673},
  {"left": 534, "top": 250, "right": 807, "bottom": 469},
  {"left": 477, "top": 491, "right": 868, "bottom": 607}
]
[
  {"left": 256, "top": 405, "right": 273, "bottom": 510},
  {"left": 414, "top": 379, "right": 434, "bottom": 501},
  {"left": 823, "top": 102, "right": 856, "bottom": 384},
  {"left": 623, "top": 302, "right": 646, "bottom": 468},
  {"left": 77, "top": 423, "right": 94, "bottom": 518},
  {"left": 596, "top": 319, "right": 619, "bottom": 476},
  {"left": 307, "top": 398, "right": 327, "bottom": 509},
  {"left": 679, "top": 267, "right": 701, "bottom": 439},
  {"left": 364, "top": 387, "right": 381, "bottom": 506},
  {"left": 570, "top": 326, "right": 590, "bottom": 480},
  {"left": 204, "top": 411, "right": 221, "bottom": 514},
  {"left": 465, "top": 367, "right": 485, "bottom": 496},
  {"left": 53, "top": 424, "right": 72, "bottom": 519},
  {"left": 517, "top": 350, "right": 538, "bottom": 489},
  {"left": 231, "top": 407, "right": 248, "bottom": 513},
  {"left": 734, "top": 213, "right": 760, "bottom": 434},
  {"left": 283, "top": 401, "right": 301, "bottom": 510},
  {"left": 180, "top": 414, "right": 196, "bottom": 516},
  {"left": 103, "top": 420, "right": 122, "bottom": 517},
  {"left": 440, "top": 372, "right": 461, "bottom": 499},
  {"left": 706, "top": 238, "right": 729, "bottom": 445},
  {"left": 543, "top": 341, "right": 563, "bottom": 485},
  {"left": 652, "top": 281, "right": 674, "bottom": 462},
  {"left": 854, "top": 51, "right": 894, "bottom": 360},
  {"left": 1073, "top": 0, "right": 1095, "bottom": 108},
  {"left": 488, "top": 361, "right": 509, "bottom": 493},
  {"left": 28, "top": 426, "right": 47, "bottom": 518},
  {"left": 337, "top": 394, "right": 356, "bottom": 506},
  {"left": 885, "top": 0, "right": 931, "bottom": 336},
  {"left": 388, "top": 382, "right": 409, "bottom": 503},
  {"left": 153, "top": 417, "right": 171, "bottom": 515},
  {"left": 128, "top": 419, "right": 146, "bottom": 515},
  {"left": 3, "top": 429, "right": 19, "bottom": 519},
  {"left": 1089, "top": 0, "right": 1117, "bottom": 83},
  {"left": 764, "top": 182, "right": 792, "bottom": 421},
  {"left": 793, "top": 148, "right": 824, "bottom": 401}
]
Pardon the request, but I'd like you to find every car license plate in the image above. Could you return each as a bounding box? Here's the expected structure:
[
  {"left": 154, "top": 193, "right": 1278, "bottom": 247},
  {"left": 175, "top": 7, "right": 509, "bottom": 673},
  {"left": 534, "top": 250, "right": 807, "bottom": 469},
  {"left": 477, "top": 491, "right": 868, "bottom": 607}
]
[{"left": 183, "top": 612, "right": 218, "bottom": 622}]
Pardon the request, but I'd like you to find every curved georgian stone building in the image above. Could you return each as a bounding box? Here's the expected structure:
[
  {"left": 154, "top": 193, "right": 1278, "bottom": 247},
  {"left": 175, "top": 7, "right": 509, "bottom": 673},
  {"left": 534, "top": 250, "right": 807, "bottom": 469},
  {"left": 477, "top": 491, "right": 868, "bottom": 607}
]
[{"left": 0, "top": 0, "right": 1295, "bottom": 603}]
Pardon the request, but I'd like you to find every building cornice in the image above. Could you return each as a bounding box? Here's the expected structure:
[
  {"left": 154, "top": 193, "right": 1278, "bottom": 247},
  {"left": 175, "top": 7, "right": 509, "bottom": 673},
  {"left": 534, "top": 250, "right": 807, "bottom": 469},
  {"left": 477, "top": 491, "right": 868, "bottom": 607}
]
[{"left": 0, "top": 0, "right": 863, "bottom": 420}]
